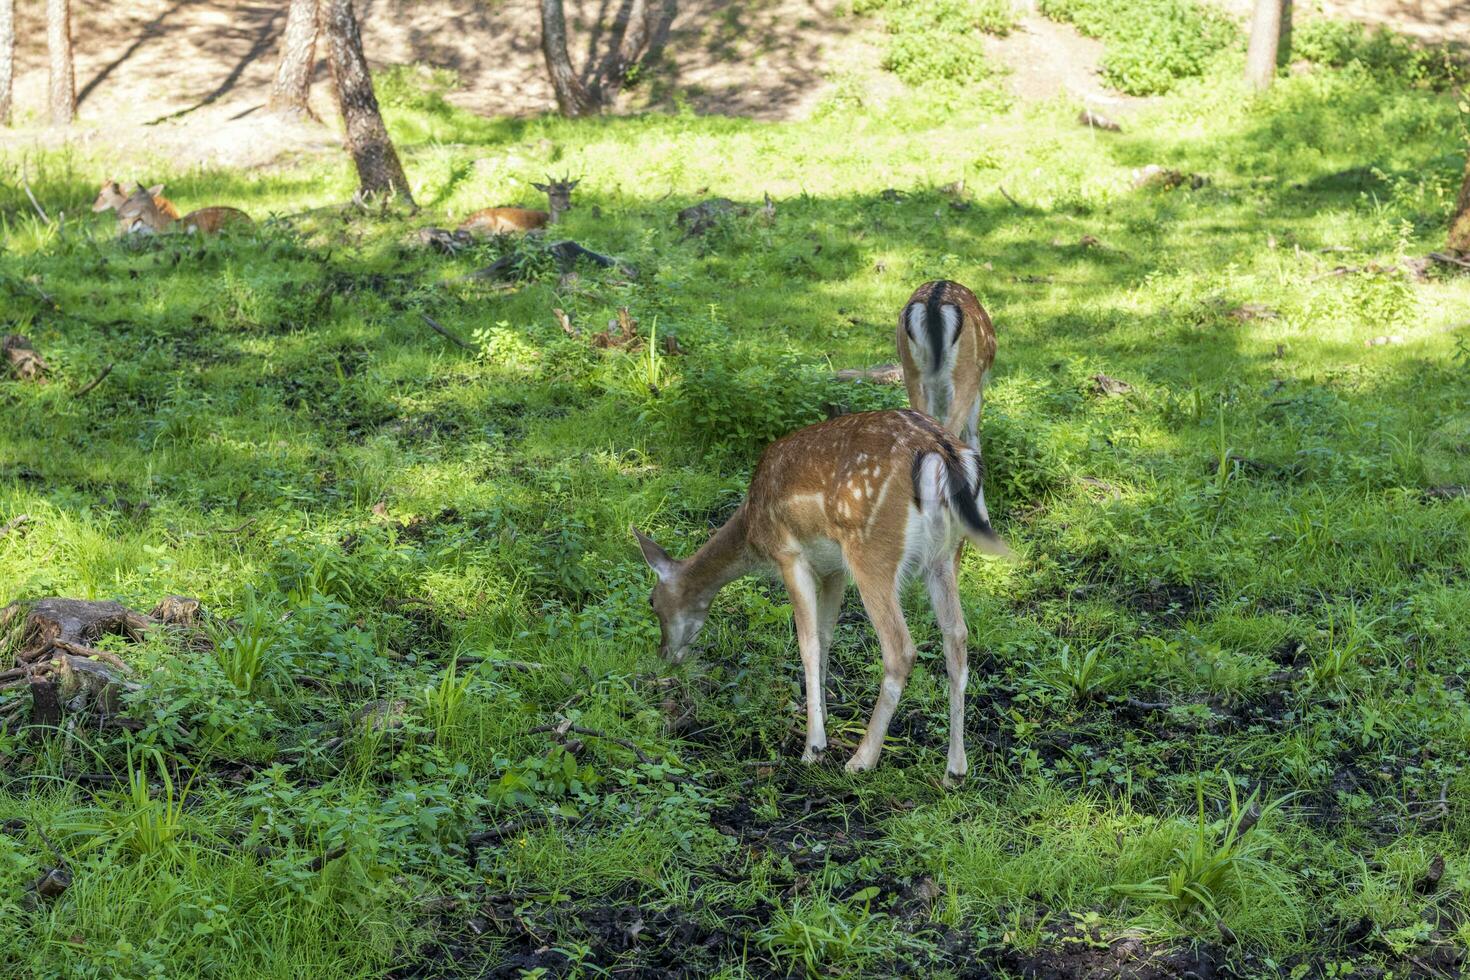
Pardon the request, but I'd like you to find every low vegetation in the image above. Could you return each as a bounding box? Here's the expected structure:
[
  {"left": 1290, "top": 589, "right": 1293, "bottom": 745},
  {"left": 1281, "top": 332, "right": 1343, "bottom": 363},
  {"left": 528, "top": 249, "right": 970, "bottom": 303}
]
[{"left": 1, "top": 16, "right": 1469, "bottom": 978}]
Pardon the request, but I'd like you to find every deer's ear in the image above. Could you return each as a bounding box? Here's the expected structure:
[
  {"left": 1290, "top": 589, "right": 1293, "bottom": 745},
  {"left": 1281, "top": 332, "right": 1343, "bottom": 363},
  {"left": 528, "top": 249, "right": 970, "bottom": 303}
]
[
  {"left": 631, "top": 526, "right": 676, "bottom": 580},
  {"left": 146, "top": 184, "right": 164, "bottom": 197},
  {"left": 134, "top": 182, "right": 148, "bottom": 194},
  {"left": 567, "top": 179, "right": 581, "bottom": 189},
  {"left": 530, "top": 181, "right": 550, "bottom": 193}
]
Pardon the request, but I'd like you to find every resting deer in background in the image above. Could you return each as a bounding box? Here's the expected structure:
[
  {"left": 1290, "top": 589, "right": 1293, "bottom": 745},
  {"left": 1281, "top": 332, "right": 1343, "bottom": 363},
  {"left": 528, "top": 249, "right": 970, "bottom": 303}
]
[
  {"left": 897, "top": 280, "right": 997, "bottom": 451},
  {"left": 115, "top": 184, "right": 253, "bottom": 236},
  {"left": 634, "top": 409, "right": 1010, "bottom": 783},
  {"left": 459, "top": 175, "right": 579, "bottom": 236},
  {"left": 93, "top": 180, "right": 180, "bottom": 228}
]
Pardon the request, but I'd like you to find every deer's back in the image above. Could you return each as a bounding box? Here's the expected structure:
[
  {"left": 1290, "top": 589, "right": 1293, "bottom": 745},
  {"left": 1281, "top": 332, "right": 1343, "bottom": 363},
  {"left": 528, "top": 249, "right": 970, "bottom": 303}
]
[
  {"left": 182, "top": 207, "right": 252, "bottom": 235},
  {"left": 459, "top": 208, "right": 550, "bottom": 235}
]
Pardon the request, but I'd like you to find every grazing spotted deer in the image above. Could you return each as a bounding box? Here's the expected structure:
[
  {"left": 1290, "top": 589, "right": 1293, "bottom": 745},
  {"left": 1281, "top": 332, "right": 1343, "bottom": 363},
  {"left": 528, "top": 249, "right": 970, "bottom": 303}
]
[
  {"left": 93, "top": 180, "right": 181, "bottom": 227},
  {"left": 115, "top": 184, "right": 253, "bottom": 236},
  {"left": 634, "top": 409, "right": 1010, "bottom": 782},
  {"left": 459, "top": 175, "right": 579, "bottom": 236},
  {"left": 897, "top": 280, "right": 998, "bottom": 451}
]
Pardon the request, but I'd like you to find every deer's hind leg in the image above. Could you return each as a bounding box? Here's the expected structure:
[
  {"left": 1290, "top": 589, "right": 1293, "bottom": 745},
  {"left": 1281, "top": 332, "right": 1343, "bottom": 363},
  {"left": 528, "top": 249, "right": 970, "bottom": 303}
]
[
  {"left": 779, "top": 558, "right": 828, "bottom": 763},
  {"left": 814, "top": 572, "right": 845, "bottom": 717},
  {"left": 924, "top": 557, "right": 969, "bottom": 785},
  {"left": 845, "top": 564, "right": 916, "bottom": 773}
]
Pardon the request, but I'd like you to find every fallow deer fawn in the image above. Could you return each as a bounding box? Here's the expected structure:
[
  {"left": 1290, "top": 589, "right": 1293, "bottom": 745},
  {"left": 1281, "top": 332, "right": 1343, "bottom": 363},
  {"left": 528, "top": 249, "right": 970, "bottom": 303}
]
[
  {"left": 459, "top": 175, "right": 579, "bottom": 236},
  {"left": 115, "top": 184, "right": 253, "bottom": 236},
  {"left": 634, "top": 409, "right": 1010, "bottom": 782},
  {"left": 897, "top": 280, "right": 997, "bottom": 451},
  {"left": 93, "top": 180, "right": 180, "bottom": 227}
]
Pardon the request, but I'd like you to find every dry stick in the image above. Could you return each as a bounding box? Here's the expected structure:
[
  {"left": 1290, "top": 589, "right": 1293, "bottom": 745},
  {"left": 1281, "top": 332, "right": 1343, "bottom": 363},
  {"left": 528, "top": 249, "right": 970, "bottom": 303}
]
[
  {"left": 73, "top": 363, "right": 114, "bottom": 398},
  {"left": 20, "top": 171, "right": 50, "bottom": 224},
  {"left": 997, "top": 185, "right": 1022, "bottom": 209},
  {"left": 0, "top": 514, "right": 32, "bottom": 538},
  {"left": 531, "top": 722, "right": 697, "bottom": 785},
  {"left": 419, "top": 313, "right": 475, "bottom": 351},
  {"left": 306, "top": 845, "right": 348, "bottom": 872},
  {"left": 50, "top": 640, "right": 133, "bottom": 673},
  {"left": 467, "top": 813, "right": 558, "bottom": 846},
  {"left": 1429, "top": 251, "right": 1470, "bottom": 270}
]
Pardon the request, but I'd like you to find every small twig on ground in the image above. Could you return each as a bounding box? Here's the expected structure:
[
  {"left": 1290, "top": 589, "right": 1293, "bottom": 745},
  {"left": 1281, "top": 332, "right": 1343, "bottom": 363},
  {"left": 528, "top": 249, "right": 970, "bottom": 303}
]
[
  {"left": 21, "top": 171, "right": 50, "bottom": 224},
  {"left": 0, "top": 514, "right": 32, "bottom": 538},
  {"left": 72, "top": 363, "right": 114, "bottom": 398},
  {"left": 998, "top": 185, "right": 1021, "bottom": 209},
  {"left": 1124, "top": 698, "right": 1171, "bottom": 712},
  {"left": 307, "top": 844, "right": 348, "bottom": 872},
  {"left": 531, "top": 721, "right": 697, "bottom": 785},
  {"left": 467, "top": 813, "right": 560, "bottom": 846},
  {"left": 50, "top": 640, "right": 133, "bottom": 673},
  {"left": 1428, "top": 251, "right": 1470, "bottom": 271},
  {"left": 419, "top": 313, "right": 475, "bottom": 351}
]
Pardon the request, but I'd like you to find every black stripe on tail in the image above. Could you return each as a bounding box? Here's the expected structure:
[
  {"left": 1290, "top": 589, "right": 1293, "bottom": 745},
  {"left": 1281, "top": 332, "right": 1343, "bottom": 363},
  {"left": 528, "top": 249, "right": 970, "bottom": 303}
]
[{"left": 904, "top": 282, "right": 964, "bottom": 374}]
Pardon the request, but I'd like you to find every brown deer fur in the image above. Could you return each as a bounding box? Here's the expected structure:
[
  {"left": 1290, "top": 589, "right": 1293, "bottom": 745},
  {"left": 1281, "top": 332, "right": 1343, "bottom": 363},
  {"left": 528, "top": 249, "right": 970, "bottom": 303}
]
[
  {"left": 896, "top": 280, "right": 997, "bottom": 451},
  {"left": 634, "top": 409, "right": 1009, "bottom": 781},
  {"left": 459, "top": 176, "right": 578, "bottom": 236},
  {"left": 115, "top": 185, "right": 252, "bottom": 236},
  {"left": 93, "top": 180, "right": 180, "bottom": 225}
]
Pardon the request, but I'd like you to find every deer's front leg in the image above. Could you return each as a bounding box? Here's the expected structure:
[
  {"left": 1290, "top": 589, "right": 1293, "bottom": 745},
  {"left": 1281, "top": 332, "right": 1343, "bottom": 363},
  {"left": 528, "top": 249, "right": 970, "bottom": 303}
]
[
  {"left": 846, "top": 570, "right": 915, "bottom": 773},
  {"left": 780, "top": 559, "right": 827, "bottom": 763},
  {"left": 925, "top": 559, "right": 969, "bottom": 785}
]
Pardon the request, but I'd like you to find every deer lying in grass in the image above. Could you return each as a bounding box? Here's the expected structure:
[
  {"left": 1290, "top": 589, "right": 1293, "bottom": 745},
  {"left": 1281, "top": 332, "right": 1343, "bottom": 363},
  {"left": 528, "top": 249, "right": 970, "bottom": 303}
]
[
  {"left": 93, "top": 180, "right": 180, "bottom": 228},
  {"left": 634, "top": 409, "right": 1010, "bottom": 782},
  {"left": 115, "top": 184, "right": 253, "bottom": 236},
  {"left": 897, "top": 280, "right": 997, "bottom": 451},
  {"left": 459, "top": 175, "right": 579, "bottom": 236}
]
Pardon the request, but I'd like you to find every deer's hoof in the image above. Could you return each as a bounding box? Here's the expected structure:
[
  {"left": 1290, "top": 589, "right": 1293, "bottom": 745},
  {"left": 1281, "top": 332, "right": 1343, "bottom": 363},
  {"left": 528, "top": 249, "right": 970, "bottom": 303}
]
[
  {"left": 942, "top": 769, "right": 967, "bottom": 789},
  {"left": 800, "top": 744, "right": 826, "bottom": 764},
  {"left": 844, "top": 753, "right": 875, "bottom": 774}
]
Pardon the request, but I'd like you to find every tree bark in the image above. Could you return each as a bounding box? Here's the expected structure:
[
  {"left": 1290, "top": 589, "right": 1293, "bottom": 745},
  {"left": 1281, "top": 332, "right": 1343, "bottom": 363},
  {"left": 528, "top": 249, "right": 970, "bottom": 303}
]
[
  {"left": 540, "top": 0, "right": 597, "bottom": 116},
  {"left": 318, "top": 0, "right": 413, "bottom": 204},
  {"left": 0, "top": 0, "right": 14, "bottom": 126},
  {"left": 46, "top": 0, "right": 75, "bottom": 125},
  {"left": 1245, "top": 0, "right": 1285, "bottom": 92},
  {"left": 269, "top": 0, "right": 319, "bottom": 117},
  {"left": 1449, "top": 154, "right": 1470, "bottom": 255}
]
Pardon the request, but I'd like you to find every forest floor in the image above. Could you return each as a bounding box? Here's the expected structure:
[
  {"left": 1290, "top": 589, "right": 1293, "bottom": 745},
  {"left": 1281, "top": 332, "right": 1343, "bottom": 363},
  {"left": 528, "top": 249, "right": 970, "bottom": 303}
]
[{"left": 3, "top": 3, "right": 1470, "bottom": 979}]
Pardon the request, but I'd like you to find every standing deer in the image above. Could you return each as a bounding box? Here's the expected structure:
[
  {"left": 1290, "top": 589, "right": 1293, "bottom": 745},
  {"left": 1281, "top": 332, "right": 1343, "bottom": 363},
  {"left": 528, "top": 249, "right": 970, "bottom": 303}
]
[
  {"left": 634, "top": 409, "right": 1010, "bottom": 782},
  {"left": 93, "top": 180, "right": 180, "bottom": 227},
  {"left": 115, "top": 184, "right": 253, "bottom": 236},
  {"left": 459, "top": 175, "right": 579, "bottom": 236},
  {"left": 897, "top": 280, "right": 997, "bottom": 451}
]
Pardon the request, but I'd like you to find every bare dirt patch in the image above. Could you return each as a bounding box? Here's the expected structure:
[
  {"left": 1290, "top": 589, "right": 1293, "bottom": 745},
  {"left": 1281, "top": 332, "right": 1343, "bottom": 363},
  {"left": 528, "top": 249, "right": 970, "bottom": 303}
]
[{"left": 4, "top": 0, "right": 880, "bottom": 169}]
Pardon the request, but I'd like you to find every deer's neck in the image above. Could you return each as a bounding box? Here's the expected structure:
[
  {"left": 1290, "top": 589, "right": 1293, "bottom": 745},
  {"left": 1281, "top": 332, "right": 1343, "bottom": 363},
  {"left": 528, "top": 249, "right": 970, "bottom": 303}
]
[
  {"left": 547, "top": 203, "right": 564, "bottom": 225},
  {"left": 682, "top": 505, "right": 758, "bottom": 602}
]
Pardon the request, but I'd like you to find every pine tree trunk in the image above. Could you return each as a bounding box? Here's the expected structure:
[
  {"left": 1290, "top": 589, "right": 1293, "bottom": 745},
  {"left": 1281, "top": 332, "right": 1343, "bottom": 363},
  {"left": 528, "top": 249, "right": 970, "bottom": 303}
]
[
  {"left": 1245, "top": 0, "right": 1284, "bottom": 92},
  {"left": 46, "top": 0, "right": 75, "bottom": 125},
  {"left": 269, "top": 0, "right": 318, "bottom": 117},
  {"left": 318, "top": 0, "right": 413, "bottom": 204},
  {"left": 540, "top": 0, "right": 597, "bottom": 116},
  {"left": 1449, "top": 154, "right": 1470, "bottom": 255},
  {"left": 0, "top": 0, "right": 14, "bottom": 126}
]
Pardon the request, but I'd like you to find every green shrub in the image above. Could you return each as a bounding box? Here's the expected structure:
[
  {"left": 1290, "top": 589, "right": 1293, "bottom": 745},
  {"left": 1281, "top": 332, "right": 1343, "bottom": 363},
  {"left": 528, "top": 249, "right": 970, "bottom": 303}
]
[
  {"left": 1040, "top": 0, "right": 1236, "bottom": 94},
  {"left": 1293, "top": 20, "right": 1466, "bottom": 89},
  {"left": 856, "top": 0, "right": 1013, "bottom": 87}
]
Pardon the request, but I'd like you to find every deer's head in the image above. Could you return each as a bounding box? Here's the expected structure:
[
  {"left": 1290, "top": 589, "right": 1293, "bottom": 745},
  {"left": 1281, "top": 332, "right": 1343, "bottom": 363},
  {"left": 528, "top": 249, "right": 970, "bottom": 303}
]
[
  {"left": 93, "top": 180, "right": 129, "bottom": 213},
  {"left": 530, "top": 174, "right": 580, "bottom": 219},
  {"left": 116, "top": 183, "right": 169, "bottom": 235},
  {"left": 633, "top": 527, "right": 710, "bottom": 663}
]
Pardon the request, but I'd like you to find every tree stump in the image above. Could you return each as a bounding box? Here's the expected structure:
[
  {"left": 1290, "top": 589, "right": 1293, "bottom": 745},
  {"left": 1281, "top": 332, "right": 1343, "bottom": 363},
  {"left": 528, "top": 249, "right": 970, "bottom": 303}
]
[{"left": 2, "top": 335, "right": 48, "bottom": 381}]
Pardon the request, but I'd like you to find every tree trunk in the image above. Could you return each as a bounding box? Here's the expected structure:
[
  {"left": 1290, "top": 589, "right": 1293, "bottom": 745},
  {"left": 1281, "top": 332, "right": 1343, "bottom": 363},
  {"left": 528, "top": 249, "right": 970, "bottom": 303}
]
[
  {"left": 1449, "top": 154, "right": 1470, "bottom": 255},
  {"left": 45, "top": 0, "right": 75, "bottom": 125},
  {"left": 540, "top": 0, "right": 597, "bottom": 116},
  {"left": 269, "top": 0, "right": 319, "bottom": 117},
  {"left": 1245, "top": 0, "right": 1285, "bottom": 92},
  {"left": 0, "top": 0, "right": 14, "bottom": 126},
  {"left": 318, "top": 0, "right": 413, "bottom": 204}
]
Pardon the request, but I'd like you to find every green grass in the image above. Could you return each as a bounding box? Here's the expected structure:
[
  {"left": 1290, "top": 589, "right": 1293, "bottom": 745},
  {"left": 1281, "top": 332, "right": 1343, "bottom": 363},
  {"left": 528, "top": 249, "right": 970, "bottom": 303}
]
[{"left": 1, "top": 39, "right": 1469, "bottom": 978}]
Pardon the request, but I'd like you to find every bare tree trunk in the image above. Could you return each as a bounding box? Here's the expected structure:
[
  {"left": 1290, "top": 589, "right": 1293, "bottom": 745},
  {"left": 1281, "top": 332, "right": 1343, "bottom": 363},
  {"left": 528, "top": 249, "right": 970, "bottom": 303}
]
[
  {"left": 596, "top": 0, "right": 676, "bottom": 101},
  {"left": 1245, "top": 0, "right": 1285, "bottom": 92},
  {"left": 0, "top": 0, "right": 14, "bottom": 126},
  {"left": 318, "top": 0, "right": 413, "bottom": 204},
  {"left": 540, "top": 0, "right": 597, "bottom": 116},
  {"left": 1449, "top": 155, "right": 1470, "bottom": 255},
  {"left": 45, "top": 0, "right": 75, "bottom": 125},
  {"left": 269, "top": 0, "right": 318, "bottom": 117}
]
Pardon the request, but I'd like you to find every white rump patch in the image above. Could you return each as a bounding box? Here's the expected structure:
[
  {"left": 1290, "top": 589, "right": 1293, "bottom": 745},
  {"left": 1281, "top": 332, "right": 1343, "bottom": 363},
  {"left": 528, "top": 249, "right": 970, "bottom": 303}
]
[{"left": 940, "top": 304, "right": 961, "bottom": 347}]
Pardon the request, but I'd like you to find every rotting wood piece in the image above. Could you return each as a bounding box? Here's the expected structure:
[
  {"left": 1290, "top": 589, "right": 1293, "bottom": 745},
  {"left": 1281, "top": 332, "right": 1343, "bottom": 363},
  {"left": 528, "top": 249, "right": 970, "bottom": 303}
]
[{"left": 2, "top": 334, "right": 48, "bottom": 381}]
